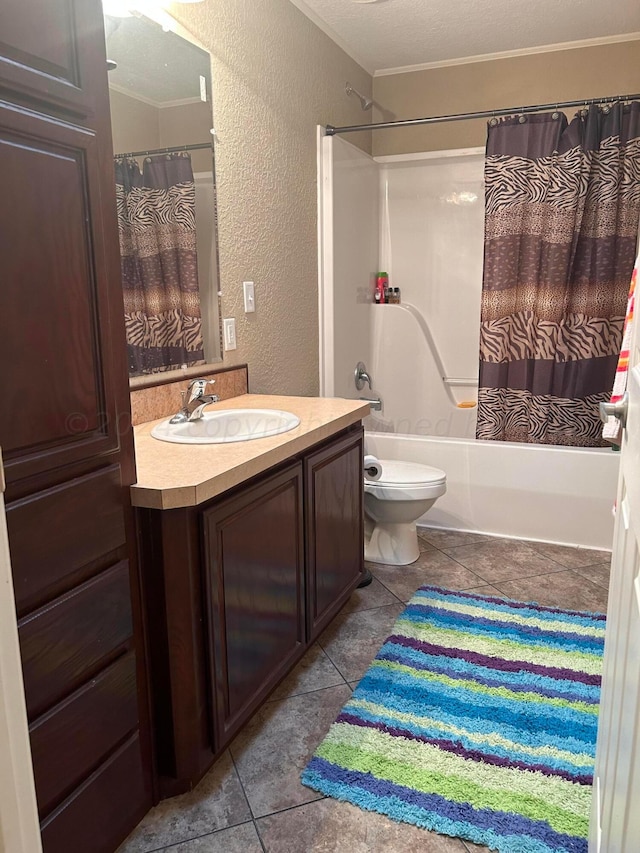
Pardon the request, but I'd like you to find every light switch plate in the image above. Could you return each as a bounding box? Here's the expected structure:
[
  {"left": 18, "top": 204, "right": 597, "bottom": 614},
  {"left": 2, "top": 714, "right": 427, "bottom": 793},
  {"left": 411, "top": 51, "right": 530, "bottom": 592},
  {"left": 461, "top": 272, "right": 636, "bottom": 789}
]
[
  {"left": 243, "top": 281, "right": 255, "bottom": 313},
  {"left": 223, "top": 318, "right": 237, "bottom": 351}
]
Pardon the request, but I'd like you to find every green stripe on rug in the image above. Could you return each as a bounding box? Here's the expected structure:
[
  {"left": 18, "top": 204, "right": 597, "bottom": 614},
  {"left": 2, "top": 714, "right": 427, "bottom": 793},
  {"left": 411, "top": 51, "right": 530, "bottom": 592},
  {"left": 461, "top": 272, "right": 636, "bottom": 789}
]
[{"left": 317, "top": 733, "right": 590, "bottom": 838}]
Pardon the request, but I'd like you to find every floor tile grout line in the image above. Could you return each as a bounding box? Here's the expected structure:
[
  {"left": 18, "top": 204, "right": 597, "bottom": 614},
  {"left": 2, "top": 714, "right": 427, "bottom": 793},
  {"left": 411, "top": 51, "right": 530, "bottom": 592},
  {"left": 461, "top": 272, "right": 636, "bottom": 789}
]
[
  {"left": 253, "top": 817, "right": 267, "bottom": 853},
  {"left": 443, "top": 548, "right": 594, "bottom": 586},
  {"left": 266, "top": 679, "right": 348, "bottom": 704},
  {"left": 128, "top": 817, "right": 256, "bottom": 853},
  {"left": 486, "top": 565, "right": 613, "bottom": 588},
  {"left": 253, "top": 793, "right": 327, "bottom": 823},
  {"left": 228, "top": 747, "right": 259, "bottom": 824},
  {"left": 318, "top": 640, "right": 357, "bottom": 685}
]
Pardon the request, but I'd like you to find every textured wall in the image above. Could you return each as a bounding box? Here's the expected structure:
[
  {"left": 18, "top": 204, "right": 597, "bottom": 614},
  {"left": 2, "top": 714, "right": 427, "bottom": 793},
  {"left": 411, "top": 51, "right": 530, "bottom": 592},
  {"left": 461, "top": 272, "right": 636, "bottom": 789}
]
[
  {"left": 372, "top": 40, "right": 640, "bottom": 155},
  {"left": 170, "top": 0, "right": 372, "bottom": 396}
]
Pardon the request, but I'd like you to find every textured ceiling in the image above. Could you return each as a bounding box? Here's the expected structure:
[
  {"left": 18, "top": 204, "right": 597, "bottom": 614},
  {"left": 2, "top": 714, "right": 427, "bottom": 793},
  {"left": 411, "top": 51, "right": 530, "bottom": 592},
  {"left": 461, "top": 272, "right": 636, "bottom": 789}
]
[
  {"left": 106, "top": 14, "right": 210, "bottom": 104},
  {"left": 291, "top": 0, "right": 640, "bottom": 73}
]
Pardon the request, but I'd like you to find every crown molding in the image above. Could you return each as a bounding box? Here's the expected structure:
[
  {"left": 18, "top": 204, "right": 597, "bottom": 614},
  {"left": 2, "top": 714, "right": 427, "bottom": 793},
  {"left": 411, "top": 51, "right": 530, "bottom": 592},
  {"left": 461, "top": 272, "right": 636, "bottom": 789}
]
[
  {"left": 108, "top": 82, "right": 202, "bottom": 110},
  {"left": 374, "top": 32, "right": 640, "bottom": 77}
]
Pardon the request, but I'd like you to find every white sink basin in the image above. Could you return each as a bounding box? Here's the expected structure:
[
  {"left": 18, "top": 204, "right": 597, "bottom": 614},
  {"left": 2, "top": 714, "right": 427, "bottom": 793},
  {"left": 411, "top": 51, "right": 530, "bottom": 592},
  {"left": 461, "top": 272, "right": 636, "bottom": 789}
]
[{"left": 151, "top": 408, "right": 301, "bottom": 444}]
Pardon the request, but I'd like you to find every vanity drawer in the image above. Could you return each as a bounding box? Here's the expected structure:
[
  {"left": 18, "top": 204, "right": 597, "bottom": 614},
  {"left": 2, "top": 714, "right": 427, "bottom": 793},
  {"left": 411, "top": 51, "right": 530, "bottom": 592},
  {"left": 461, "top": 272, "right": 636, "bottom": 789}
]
[
  {"left": 7, "top": 465, "right": 127, "bottom": 615},
  {"left": 29, "top": 651, "right": 139, "bottom": 818},
  {"left": 19, "top": 561, "right": 133, "bottom": 719}
]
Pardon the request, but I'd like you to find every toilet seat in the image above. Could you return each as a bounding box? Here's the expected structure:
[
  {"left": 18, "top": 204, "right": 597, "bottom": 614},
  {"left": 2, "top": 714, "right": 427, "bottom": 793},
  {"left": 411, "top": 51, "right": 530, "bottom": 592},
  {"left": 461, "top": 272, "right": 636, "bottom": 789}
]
[{"left": 365, "top": 459, "right": 446, "bottom": 501}]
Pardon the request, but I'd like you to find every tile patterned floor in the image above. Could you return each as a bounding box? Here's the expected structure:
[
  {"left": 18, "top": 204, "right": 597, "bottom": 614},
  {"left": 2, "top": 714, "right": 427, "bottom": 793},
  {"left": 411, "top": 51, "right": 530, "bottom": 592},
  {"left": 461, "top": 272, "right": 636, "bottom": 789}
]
[{"left": 118, "top": 529, "right": 611, "bottom": 853}]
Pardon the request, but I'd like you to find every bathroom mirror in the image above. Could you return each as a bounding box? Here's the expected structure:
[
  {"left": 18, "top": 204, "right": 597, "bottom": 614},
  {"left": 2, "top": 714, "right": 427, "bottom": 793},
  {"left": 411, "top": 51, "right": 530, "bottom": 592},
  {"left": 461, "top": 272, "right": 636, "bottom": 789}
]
[{"left": 105, "top": 11, "right": 222, "bottom": 378}]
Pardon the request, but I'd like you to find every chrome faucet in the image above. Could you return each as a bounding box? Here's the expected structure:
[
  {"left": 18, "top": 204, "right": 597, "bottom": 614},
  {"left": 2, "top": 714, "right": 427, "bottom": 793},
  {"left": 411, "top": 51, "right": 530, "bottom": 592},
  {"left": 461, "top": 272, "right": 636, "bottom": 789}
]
[{"left": 170, "top": 378, "right": 219, "bottom": 423}]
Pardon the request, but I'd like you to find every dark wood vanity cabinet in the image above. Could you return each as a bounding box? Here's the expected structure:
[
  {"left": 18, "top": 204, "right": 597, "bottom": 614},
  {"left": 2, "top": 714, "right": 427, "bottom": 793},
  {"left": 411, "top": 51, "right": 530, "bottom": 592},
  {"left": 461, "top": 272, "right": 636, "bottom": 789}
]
[
  {"left": 203, "top": 463, "right": 306, "bottom": 746},
  {"left": 305, "top": 429, "right": 364, "bottom": 642},
  {"left": 139, "top": 425, "right": 364, "bottom": 795}
]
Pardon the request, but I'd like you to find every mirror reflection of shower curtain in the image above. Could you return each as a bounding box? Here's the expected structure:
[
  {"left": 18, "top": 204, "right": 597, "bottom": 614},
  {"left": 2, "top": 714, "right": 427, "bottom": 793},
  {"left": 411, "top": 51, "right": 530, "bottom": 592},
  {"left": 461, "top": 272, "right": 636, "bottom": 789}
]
[
  {"left": 477, "top": 102, "right": 640, "bottom": 446},
  {"left": 115, "top": 152, "right": 204, "bottom": 374}
]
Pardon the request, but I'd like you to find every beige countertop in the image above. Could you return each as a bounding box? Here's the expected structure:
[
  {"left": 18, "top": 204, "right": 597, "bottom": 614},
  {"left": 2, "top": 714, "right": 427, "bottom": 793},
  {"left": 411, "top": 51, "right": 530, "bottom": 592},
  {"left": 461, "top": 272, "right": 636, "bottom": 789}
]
[{"left": 131, "top": 394, "right": 370, "bottom": 510}]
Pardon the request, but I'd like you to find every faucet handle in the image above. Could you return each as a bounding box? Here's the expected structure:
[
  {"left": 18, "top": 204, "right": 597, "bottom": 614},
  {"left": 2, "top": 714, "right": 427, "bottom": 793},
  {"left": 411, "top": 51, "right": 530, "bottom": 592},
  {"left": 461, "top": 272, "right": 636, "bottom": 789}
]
[
  {"left": 355, "top": 361, "right": 372, "bottom": 391},
  {"left": 186, "top": 378, "right": 216, "bottom": 401}
]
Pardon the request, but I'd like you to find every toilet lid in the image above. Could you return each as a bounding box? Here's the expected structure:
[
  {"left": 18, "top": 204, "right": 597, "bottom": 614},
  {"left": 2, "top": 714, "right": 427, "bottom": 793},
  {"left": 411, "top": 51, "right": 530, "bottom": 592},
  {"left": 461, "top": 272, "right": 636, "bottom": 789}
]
[{"left": 376, "top": 460, "right": 446, "bottom": 487}]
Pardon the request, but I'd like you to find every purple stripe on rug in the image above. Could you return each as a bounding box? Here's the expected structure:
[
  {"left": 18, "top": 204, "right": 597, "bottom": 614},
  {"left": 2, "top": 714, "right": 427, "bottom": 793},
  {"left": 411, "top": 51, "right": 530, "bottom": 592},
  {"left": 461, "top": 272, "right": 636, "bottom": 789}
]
[
  {"left": 386, "top": 634, "right": 602, "bottom": 686},
  {"left": 377, "top": 648, "right": 600, "bottom": 704},
  {"left": 306, "top": 756, "right": 586, "bottom": 852},
  {"left": 337, "top": 712, "right": 593, "bottom": 785},
  {"left": 418, "top": 585, "right": 606, "bottom": 622}
]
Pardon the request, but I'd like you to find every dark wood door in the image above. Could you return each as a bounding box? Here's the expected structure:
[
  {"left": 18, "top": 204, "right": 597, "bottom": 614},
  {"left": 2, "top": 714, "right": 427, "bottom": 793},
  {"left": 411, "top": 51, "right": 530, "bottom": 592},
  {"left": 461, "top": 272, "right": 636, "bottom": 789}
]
[
  {"left": 0, "top": 2, "right": 152, "bottom": 851},
  {"left": 203, "top": 464, "right": 305, "bottom": 745},
  {"left": 305, "top": 428, "right": 364, "bottom": 642}
]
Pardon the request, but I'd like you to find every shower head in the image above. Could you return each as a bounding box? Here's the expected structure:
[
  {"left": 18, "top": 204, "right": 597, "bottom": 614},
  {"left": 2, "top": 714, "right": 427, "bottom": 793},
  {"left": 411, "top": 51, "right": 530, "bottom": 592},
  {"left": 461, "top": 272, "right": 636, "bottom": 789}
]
[{"left": 346, "top": 82, "right": 373, "bottom": 111}]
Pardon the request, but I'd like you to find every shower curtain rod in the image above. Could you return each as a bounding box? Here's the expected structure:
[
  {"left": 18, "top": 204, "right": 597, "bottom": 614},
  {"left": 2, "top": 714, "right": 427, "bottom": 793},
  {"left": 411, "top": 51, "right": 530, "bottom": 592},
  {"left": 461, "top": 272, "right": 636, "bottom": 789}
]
[
  {"left": 113, "top": 142, "right": 213, "bottom": 159},
  {"left": 325, "top": 91, "right": 640, "bottom": 136}
]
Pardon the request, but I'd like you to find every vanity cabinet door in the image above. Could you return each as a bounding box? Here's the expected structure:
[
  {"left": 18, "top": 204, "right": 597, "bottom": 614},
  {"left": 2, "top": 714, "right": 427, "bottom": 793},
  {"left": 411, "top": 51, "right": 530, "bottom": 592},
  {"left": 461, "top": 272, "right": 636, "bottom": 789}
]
[
  {"left": 202, "top": 463, "right": 305, "bottom": 746},
  {"left": 305, "top": 427, "right": 364, "bottom": 642}
]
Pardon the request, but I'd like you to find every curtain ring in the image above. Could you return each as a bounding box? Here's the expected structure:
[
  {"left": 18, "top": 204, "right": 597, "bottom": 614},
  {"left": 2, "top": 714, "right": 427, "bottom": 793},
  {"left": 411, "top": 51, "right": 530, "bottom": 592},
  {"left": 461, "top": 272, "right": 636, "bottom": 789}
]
[
  {"left": 518, "top": 114, "right": 527, "bottom": 124},
  {"left": 552, "top": 111, "right": 560, "bottom": 120}
]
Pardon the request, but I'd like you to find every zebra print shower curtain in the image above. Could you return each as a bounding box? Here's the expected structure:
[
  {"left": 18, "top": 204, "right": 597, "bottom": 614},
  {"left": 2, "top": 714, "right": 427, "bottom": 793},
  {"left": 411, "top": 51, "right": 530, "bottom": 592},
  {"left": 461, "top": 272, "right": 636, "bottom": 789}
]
[
  {"left": 115, "top": 152, "right": 204, "bottom": 375},
  {"left": 476, "top": 102, "right": 640, "bottom": 446}
]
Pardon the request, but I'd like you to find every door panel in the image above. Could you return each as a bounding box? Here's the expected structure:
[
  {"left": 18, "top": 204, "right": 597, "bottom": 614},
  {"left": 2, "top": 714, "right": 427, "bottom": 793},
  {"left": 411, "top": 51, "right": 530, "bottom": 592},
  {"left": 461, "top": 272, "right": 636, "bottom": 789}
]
[
  {"left": 0, "top": 102, "right": 122, "bottom": 484},
  {"left": 0, "top": 0, "right": 77, "bottom": 85},
  {"left": 29, "top": 653, "right": 138, "bottom": 817},
  {"left": 7, "top": 467, "right": 126, "bottom": 615},
  {"left": 19, "top": 561, "right": 133, "bottom": 719},
  {"left": 0, "top": 0, "right": 98, "bottom": 117},
  {"left": 39, "top": 735, "right": 147, "bottom": 853}
]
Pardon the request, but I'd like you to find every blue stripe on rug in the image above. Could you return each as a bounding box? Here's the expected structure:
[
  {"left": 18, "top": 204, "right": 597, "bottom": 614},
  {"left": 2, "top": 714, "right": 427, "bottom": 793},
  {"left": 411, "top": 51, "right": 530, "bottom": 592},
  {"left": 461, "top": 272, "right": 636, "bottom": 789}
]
[
  {"left": 350, "top": 680, "right": 596, "bottom": 759},
  {"left": 378, "top": 644, "right": 600, "bottom": 703},
  {"left": 359, "top": 665, "right": 599, "bottom": 742}
]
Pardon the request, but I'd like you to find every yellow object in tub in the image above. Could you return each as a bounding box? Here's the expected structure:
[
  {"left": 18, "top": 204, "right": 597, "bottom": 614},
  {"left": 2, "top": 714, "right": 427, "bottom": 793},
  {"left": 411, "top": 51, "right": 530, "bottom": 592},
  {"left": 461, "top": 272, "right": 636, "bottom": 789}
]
[{"left": 457, "top": 401, "right": 477, "bottom": 408}]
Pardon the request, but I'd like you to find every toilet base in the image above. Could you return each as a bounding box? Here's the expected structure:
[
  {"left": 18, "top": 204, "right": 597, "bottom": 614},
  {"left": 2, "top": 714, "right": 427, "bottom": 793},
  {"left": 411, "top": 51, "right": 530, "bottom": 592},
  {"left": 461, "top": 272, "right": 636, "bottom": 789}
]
[{"left": 364, "top": 520, "right": 420, "bottom": 566}]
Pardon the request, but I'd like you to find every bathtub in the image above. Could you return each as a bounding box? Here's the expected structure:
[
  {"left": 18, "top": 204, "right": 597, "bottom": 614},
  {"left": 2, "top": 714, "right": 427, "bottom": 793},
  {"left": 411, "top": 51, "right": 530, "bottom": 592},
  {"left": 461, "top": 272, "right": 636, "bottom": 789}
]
[{"left": 365, "top": 431, "right": 619, "bottom": 551}]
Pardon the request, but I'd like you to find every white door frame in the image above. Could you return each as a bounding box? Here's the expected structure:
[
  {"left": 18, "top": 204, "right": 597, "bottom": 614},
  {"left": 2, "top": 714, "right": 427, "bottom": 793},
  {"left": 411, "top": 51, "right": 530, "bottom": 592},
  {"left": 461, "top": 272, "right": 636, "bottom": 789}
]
[{"left": 0, "top": 450, "right": 42, "bottom": 852}]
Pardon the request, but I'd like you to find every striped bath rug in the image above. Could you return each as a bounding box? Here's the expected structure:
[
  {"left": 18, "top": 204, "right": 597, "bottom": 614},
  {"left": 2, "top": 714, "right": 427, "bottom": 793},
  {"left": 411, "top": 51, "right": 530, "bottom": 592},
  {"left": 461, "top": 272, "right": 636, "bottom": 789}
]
[{"left": 302, "top": 585, "right": 605, "bottom": 853}]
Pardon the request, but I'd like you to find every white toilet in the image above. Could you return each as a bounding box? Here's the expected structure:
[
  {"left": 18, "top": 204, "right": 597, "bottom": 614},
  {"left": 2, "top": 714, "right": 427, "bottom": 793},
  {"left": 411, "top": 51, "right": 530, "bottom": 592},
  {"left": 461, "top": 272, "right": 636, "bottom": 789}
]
[{"left": 364, "top": 460, "right": 447, "bottom": 566}]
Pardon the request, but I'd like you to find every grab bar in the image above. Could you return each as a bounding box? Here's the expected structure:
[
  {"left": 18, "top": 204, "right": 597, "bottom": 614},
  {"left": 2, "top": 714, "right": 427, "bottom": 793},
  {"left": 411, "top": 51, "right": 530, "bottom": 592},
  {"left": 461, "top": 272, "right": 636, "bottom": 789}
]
[
  {"left": 443, "top": 377, "right": 479, "bottom": 387},
  {"left": 395, "top": 303, "right": 477, "bottom": 407}
]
